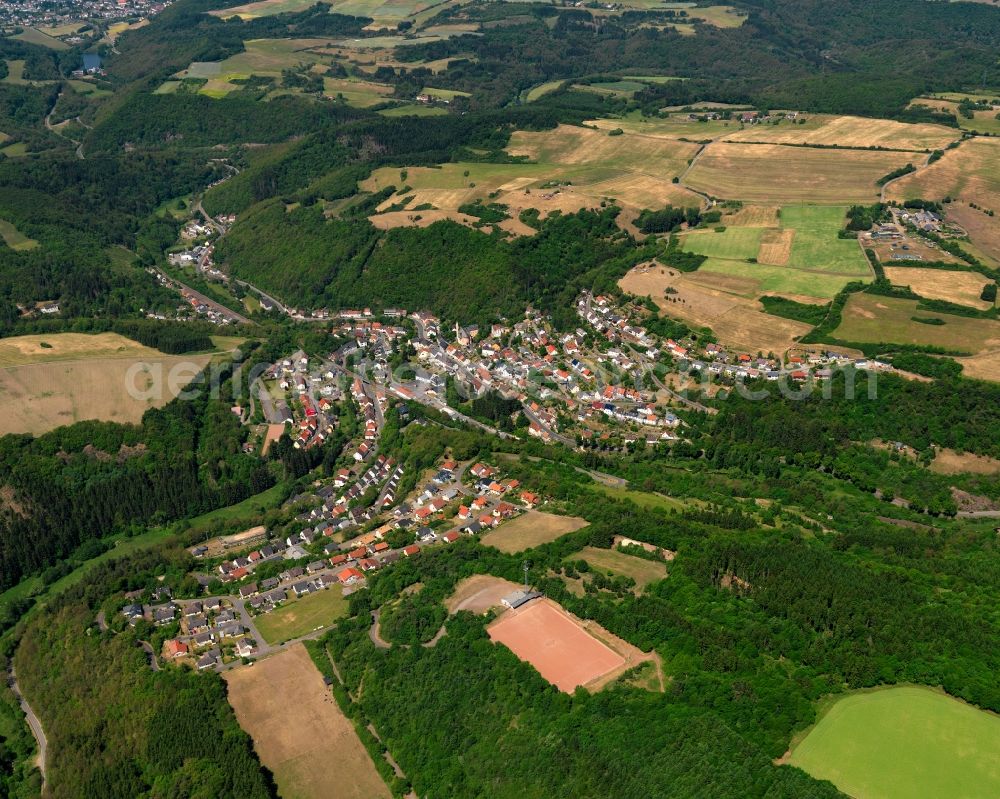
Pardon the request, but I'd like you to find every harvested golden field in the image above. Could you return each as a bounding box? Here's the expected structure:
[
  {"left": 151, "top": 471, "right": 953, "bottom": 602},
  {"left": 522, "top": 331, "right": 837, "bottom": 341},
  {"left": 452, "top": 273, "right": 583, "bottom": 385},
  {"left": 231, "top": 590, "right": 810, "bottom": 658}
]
[
  {"left": 481, "top": 510, "right": 589, "bottom": 553},
  {"left": 831, "top": 294, "right": 1000, "bottom": 353},
  {"left": 618, "top": 264, "right": 811, "bottom": 355},
  {"left": 722, "top": 115, "right": 959, "bottom": 152},
  {"left": 930, "top": 449, "right": 1000, "bottom": 476},
  {"left": 362, "top": 124, "right": 703, "bottom": 234},
  {"left": 945, "top": 204, "right": 1000, "bottom": 267},
  {"left": 225, "top": 645, "right": 390, "bottom": 799},
  {"left": 908, "top": 96, "right": 1000, "bottom": 136},
  {"left": 723, "top": 204, "right": 780, "bottom": 227},
  {"left": 684, "top": 143, "right": 914, "bottom": 203},
  {"left": 0, "top": 354, "right": 212, "bottom": 435},
  {"left": 587, "top": 113, "right": 740, "bottom": 140},
  {"left": 953, "top": 350, "right": 1000, "bottom": 383},
  {"left": 0, "top": 332, "right": 155, "bottom": 366},
  {"left": 506, "top": 124, "right": 698, "bottom": 174},
  {"left": 883, "top": 267, "right": 992, "bottom": 310},
  {"left": 887, "top": 137, "right": 1000, "bottom": 208}
]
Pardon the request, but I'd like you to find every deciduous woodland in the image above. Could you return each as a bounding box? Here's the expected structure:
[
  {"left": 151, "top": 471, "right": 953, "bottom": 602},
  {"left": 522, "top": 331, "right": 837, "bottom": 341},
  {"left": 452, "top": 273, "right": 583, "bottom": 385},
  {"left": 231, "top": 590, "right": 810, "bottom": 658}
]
[{"left": 1, "top": 0, "right": 1000, "bottom": 796}]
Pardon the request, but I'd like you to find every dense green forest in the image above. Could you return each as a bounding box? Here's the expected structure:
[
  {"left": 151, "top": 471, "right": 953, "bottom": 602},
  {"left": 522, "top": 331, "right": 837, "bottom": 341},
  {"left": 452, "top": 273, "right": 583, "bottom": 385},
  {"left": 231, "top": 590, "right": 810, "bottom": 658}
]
[
  {"left": 13, "top": 547, "right": 277, "bottom": 799},
  {"left": 217, "top": 203, "right": 645, "bottom": 325},
  {"left": 0, "top": 356, "right": 273, "bottom": 591},
  {"left": 304, "top": 444, "right": 1000, "bottom": 798}
]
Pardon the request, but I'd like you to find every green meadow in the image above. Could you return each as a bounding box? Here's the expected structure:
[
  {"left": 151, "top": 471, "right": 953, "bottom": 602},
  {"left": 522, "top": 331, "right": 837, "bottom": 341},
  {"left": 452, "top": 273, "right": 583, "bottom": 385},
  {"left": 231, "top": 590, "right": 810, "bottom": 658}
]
[{"left": 788, "top": 686, "right": 1000, "bottom": 799}]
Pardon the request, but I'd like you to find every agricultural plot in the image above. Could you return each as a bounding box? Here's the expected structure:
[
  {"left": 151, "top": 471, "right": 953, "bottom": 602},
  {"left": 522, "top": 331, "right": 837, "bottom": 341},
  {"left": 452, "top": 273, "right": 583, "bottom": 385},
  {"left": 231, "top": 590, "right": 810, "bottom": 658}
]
[
  {"left": 786, "top": 686, "right": 1000, "bottom": 799},
  {"left": 619, "top": 264, "right": 813, "bottom": 355},
  {"left": 481, "top": 510, "right": 589, "bottom": 553},
  {"left": 1, "top": 142, "right": 28, "bottom": 158},
  {"left": 908, "top": 96, "right": 1000, "bottom": 136},
  {"left": 698, "top": 259, "right": 857, "bottom": 298},
  {"left": 0, "top": 333, "right": 226, "bottom": 435},
  {"left": 780, "top": 206, "right": 870, "bottom": 275},
  {"left": 420, "top": 86, "right": 470, "bottom": 100},
  {"left": 0, "top": 354, "right": 214, "bottom": 435},
  {"left": 575, "top": 80, "right": 649, "bottom": 98},
  {"left": 253, "top": 588, "right": 349, "bottom": 644},
  {"left": 0, "top": 333, "right": 159, "bottom": 366},
  {"left": 722, "top": 114, "right": 959, "bottom": 152},
  {"left": 680, "top": 226, "right": 763, "bottom": 260},
  {"left": 0, "top": 219, "right": 38, "bottom": 251},
  {"left": 2, "top": 60, "right": 25, "bottom": 84},
  {"left": 571, "top": 546, "right": 667, "bottom": 592},
  {"left": 588, "top": 112, "right": 740, "bottom": 140},
  {"left": 883, "top": 267, "right": 992, "bottom": 310},
  {"left": 684, "top": 143, "right": 914, "bottom": 203},
  {"left": 507, "top": 124, "right": 697, "bottom": 173},
  {"left": 830, "top": 294, "right": 1000, "bottom": 353},
  {"left": 324, "top": 77, "right": 393, "bottom": 106},
  {"left": 13, "top": 27, "right": 69, "bottom": 49},
  {"left": 679, "top": 206, "right": 869, "bottom": 301},
  {"left": 225, "top": 645, "right": 391, "bottom": 799},
  {"left": 362, "top": 124, "right": 703, "bottom": 234},
  {"left": 944, "top": 203, "right": 1000, "bottom": 267}
]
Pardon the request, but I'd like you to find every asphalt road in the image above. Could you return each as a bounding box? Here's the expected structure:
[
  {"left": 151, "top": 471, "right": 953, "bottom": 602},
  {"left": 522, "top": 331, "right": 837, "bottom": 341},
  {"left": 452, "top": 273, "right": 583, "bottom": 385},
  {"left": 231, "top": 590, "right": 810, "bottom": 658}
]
[{"left": 8, "top": 665, "right": 47, "bottom": 789}]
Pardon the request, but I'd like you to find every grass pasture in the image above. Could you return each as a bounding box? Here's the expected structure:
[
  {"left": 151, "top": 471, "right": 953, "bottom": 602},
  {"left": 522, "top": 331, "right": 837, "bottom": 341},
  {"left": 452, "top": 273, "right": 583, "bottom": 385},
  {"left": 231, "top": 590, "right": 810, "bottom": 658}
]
[
  {"left": 525, "top": 80, "right": 565, "bottom": 101},
  {"left": 830, "top": 293, "right": 1000, "bottom": 353},
  {"left": 1, "top": 142, "right": 28, "bottom": 158},
  {"left": 13, "top": 27, "right": 69, "bottom": 50},
  {"left": 572, "top": 546, "right": 667, "bottom": 592},
  {"left": 698, "top": 259, "right": 858, "bottom": 298},
  {"left": 2, "top": 59, "right": 25, "bottom": 84},
  {"left": 481, "top": 510, "right": 589, "bottom": 553},
  {"left": 324, "top": 77, "right": 393, "bottom": 106},
  {"left": 420, "top": 86, "right": 470, "bottom": 100},
  {"left": 883, "top": 266, "right": 992, "bottom": 310},
  {"left": 684, "top": 143, "right": 913, "bottom": 203},
  {"left": 224, "top": 645, "right": 391, "bottom": 799},
  {"left": 683, "top": 4, "right": 747, "bottom": 26},
  {"left": 786, "top": 685, "right": 1000, "bottom": 799},
  {"left": 589, "top": 483, "right": 686, "bottom": 512},
  {"left": 678, "top": 206, "right": 869, "bottom": 301},
  {"left": 780, "top": 205, "right": 870, "bottom": 275},
  {"left": 722, "top": 114, "right": 959, "bottom": 152},
  {"left": 0, "top": 219, "right": 38, "bottom": 251},
  {"left": 254, "top": 588, "right": 349, "bottom": 644},
  {"left": 681, "top": 226, "right": 763, "bottom": 260}
]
